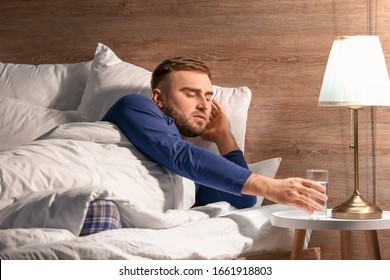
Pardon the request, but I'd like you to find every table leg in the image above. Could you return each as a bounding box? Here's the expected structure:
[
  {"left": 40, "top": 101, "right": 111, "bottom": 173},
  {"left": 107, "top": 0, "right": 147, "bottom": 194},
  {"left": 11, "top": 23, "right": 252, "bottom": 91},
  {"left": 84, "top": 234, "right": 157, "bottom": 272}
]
[
  {"left": 340, "top": 231, "right": 352, "bottom": 259},
  {"left": 290, "top": 229, "right": 306, "bottom": 260},
  {"left": 365, "top": 230, "right": 381, "bottom": 260}
]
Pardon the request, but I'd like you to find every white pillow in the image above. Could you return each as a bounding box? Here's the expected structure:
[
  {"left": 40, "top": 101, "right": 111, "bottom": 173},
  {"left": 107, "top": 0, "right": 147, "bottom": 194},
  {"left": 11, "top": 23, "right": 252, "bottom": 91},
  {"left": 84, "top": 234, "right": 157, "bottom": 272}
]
[
  {"left": 248, "top": 157, "right": 282, "bottom": 206},
  {"left": 0, "top": 61, "right": 92, "bottom": 110},
  {"left": 77, "top": 43, "right": 152, "bottom": 121},
  {"left": 0, "top": 96, "right": 85, "bottom": 151},
  {"left": 77, "top": 43, "right": 251, "bottom": 152}
]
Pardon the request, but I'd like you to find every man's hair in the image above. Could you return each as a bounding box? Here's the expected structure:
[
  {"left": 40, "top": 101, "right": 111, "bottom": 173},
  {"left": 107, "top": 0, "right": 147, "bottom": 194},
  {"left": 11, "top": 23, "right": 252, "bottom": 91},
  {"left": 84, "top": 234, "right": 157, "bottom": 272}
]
[{"left": 151, "top": 56, "right": 211, "bottom": 90}]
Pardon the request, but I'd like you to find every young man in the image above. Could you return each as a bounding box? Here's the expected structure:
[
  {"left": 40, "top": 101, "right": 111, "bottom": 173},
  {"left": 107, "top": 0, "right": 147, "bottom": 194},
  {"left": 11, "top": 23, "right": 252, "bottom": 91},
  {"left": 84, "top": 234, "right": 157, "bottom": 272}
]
[{"left": 102, "top": 56, "right": 327, "bottom": 213}]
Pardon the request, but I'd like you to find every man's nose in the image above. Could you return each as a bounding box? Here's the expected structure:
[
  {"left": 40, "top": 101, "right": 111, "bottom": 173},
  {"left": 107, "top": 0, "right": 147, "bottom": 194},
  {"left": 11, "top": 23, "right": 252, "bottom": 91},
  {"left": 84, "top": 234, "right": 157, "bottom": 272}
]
[{"left": 197, "top": 95, "right": 210, "bottom": 110}]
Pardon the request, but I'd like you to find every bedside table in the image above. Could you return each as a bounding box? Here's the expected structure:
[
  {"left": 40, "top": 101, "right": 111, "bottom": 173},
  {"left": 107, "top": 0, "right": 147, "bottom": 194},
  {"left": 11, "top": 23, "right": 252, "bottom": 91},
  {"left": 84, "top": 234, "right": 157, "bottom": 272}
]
[{"left": 271, "top": 209, "right": 390, "bottom": 260}]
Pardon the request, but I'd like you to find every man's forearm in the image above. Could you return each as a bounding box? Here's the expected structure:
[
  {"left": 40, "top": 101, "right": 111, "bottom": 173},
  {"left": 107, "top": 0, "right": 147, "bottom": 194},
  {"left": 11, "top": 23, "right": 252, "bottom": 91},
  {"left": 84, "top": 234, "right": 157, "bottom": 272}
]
[
  {"left": 241, "top": 173, "right": 272, "bottom": 197},
  {"left": 215, "top": 132, "right": 240, "bottom": 156},
  {"left": 241, "top": 172, "right": 328, "bottom": 214}
]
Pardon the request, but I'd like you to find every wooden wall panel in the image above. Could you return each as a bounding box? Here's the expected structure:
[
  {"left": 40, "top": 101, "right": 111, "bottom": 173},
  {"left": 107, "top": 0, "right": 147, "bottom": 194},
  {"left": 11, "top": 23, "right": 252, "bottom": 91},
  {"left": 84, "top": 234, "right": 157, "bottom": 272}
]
[{"left": 1, "top": 0, "right": 390, "bottom": 260}]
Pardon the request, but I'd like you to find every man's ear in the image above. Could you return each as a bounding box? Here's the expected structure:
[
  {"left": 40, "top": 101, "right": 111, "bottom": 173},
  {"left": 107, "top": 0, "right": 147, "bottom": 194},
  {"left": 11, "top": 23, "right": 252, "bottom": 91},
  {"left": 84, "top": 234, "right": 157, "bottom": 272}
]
[{"left": 151, "top": 88, "right": 164, "bottom": 109}]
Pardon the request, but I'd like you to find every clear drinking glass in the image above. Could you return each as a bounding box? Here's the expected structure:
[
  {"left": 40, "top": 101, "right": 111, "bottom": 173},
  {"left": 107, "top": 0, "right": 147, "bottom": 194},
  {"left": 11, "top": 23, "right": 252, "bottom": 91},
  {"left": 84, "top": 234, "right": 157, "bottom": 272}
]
[{"left": 305, "top": 169, "right": 328, "bottom": 219}]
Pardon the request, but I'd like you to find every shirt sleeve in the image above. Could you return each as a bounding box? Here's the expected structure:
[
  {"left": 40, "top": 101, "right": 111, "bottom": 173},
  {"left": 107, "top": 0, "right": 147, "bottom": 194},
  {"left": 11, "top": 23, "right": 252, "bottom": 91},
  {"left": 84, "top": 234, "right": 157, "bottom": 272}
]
[
  {"left": 102, "top": 94, "right": 252, "bottom": 195},
  {"left": 194, "top": 150, "right": 257, "bottom": 208}
]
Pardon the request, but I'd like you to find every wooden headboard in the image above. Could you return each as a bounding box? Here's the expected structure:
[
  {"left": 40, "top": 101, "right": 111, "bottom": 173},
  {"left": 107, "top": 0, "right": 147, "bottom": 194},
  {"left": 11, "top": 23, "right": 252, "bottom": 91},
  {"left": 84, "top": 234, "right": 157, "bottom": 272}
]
[{"left": 1, "top": 0, "right": 390, "bottom": 259}]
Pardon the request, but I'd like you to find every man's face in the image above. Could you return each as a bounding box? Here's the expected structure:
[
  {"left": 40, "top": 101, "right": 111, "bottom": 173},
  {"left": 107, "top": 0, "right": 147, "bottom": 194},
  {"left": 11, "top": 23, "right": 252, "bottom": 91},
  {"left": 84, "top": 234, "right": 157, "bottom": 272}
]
[{"left": 153, "top": 71, "right": 213, "bottom": 137}]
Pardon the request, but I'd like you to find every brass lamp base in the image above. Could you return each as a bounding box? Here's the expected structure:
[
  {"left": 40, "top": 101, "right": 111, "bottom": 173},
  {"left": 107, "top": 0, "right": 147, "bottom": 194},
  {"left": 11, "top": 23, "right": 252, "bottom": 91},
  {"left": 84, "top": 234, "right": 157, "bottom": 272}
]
[{"left": 331, "top": 192, "right": 382, "bottom": 219}]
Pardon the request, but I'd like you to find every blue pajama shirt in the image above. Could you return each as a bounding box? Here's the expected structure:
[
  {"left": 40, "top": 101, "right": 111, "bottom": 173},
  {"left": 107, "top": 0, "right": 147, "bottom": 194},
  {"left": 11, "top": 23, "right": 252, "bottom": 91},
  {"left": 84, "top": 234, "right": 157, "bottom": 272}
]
[{"left": 102, "top": 94, "right": 256, "bottom": 209}]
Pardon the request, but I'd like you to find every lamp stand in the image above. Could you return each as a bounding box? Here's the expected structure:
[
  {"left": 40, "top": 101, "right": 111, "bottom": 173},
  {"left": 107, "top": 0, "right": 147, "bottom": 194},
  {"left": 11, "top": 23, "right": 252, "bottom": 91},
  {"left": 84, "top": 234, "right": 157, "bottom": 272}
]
[{"left": 331, "top": 107, "right": 382, "bottom": 219}]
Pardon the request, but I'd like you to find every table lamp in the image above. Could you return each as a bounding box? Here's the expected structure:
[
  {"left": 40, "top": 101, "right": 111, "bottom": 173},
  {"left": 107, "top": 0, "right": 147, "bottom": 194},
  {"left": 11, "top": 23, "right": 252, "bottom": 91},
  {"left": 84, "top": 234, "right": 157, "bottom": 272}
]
[{"left": 318, "top": 35, "right": 390, "bottom": 219}]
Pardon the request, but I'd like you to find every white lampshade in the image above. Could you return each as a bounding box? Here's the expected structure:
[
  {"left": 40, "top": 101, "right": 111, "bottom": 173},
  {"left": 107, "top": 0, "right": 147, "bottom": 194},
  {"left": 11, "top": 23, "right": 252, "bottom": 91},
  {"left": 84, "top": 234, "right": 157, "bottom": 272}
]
[{"left": 319, "top": 36, "right": 390, "bottom": 106}]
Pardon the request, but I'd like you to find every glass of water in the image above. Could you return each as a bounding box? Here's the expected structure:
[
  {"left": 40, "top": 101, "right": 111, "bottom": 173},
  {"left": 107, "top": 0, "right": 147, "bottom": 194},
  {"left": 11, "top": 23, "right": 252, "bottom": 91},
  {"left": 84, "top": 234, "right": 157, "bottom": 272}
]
[{"left": 305, "top": 169, "right": 328, "bottom": 219}]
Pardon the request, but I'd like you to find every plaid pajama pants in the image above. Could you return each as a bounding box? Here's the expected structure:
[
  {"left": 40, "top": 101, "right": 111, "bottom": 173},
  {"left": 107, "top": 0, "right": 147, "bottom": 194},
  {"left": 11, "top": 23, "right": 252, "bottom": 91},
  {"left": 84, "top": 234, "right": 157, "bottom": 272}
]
[{"left": 80, "top": 199, "right": 122, "bottom": 236}]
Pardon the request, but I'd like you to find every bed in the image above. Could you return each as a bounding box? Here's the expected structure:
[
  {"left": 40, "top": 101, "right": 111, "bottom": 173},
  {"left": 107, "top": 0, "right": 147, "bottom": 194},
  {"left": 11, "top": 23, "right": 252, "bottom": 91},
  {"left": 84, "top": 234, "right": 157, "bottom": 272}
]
[{"left": 0, "top": 43, "right": 309, "bottom": 260}]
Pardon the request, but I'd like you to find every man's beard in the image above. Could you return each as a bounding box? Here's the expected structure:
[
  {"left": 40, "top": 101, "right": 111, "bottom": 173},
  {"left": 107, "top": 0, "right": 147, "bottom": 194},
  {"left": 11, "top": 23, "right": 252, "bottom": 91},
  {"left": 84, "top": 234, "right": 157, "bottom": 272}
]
[{"left": 162, "top": 103, "right": 205, "bottom": 138}]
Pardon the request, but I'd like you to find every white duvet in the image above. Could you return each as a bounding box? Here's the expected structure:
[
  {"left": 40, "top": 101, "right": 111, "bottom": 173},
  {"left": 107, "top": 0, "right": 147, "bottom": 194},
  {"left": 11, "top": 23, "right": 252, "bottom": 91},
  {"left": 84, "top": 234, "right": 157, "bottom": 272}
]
[
  {"left": 0, "top": 122, "right": 304, "bottom": 259},
  {"left": 0, "top": 203, "right": 299, "bottom": 260}
]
